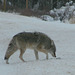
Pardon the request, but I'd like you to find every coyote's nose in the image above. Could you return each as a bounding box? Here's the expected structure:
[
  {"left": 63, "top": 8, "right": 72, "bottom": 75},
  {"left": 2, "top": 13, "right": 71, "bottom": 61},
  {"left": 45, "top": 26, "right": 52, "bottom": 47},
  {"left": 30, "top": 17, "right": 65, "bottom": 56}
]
[
  {"left": 54, "top": 53, "right": 56, "bottom": 57},
  {"left": 53, "top": 53, "right": 56, "bottom": 57},
  {"left": 54, "top": 55, "right": 56, "bottom": 57}
]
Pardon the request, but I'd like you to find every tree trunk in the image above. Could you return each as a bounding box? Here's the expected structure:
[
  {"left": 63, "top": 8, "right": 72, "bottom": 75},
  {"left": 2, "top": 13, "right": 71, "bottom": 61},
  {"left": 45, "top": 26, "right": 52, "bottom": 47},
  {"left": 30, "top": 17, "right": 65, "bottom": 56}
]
[
  {"left": 26, "top": 0, "right": 28, "bottom": 9},
  {"left": 51, "top": 0, "right": 53, "bottom": 9},
  {"left": 4, "top": 0, "right": 6, "bottom": 11}
]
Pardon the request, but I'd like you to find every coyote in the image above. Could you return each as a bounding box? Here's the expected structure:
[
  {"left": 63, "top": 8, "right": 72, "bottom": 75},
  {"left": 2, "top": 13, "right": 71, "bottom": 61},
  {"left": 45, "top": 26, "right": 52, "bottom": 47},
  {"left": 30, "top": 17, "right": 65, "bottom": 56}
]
[{"left": 4, "top": 32, "right": 56, "bottom": 64}]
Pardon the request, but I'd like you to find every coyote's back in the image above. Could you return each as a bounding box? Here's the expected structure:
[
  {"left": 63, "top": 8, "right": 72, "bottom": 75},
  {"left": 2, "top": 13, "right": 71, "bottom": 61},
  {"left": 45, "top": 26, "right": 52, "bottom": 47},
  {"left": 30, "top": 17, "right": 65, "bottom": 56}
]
[{"left": 4, "top": 32, "right": 56, "bottom": 64}]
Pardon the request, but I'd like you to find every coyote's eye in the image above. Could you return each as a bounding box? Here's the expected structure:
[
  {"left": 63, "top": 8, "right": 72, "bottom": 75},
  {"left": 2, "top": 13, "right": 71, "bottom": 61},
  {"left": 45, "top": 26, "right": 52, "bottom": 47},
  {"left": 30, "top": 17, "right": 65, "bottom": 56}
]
[
  {"left": 8, "top": 43, "right": 13, "bottom": 48},
  {"left": 9, "top": 43, "right": 12, "bottom": 46}
]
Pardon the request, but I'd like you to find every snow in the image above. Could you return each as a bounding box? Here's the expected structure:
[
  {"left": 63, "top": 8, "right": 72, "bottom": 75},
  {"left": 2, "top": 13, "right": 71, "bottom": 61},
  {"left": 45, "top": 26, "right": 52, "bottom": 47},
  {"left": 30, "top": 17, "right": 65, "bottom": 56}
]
[
  {"left": 0, "top": 11, "right": 75, "bottom": 75},
  {"left": 40, "top": 15, "right": 54, "bottom": 21}
]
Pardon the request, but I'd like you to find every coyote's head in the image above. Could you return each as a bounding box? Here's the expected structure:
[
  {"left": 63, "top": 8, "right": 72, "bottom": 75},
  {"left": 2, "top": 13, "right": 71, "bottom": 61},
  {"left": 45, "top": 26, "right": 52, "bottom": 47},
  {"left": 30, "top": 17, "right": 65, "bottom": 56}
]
[{"left": 48, "top": 40, "right": 56, "bottom": 57}]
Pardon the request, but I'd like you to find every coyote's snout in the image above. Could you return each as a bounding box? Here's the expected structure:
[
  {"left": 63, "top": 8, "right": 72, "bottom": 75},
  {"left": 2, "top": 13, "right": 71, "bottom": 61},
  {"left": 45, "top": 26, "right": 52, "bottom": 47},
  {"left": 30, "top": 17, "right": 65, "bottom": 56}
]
[{"left": 4, "top": 32, "right": 56, "bottom": 64}]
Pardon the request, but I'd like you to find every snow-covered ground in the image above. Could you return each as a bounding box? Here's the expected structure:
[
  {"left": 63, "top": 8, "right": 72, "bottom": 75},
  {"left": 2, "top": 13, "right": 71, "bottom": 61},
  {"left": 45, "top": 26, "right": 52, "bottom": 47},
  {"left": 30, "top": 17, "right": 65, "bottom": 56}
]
[{"left": 0, "top": 11, "right": 75, "bottom": 75}]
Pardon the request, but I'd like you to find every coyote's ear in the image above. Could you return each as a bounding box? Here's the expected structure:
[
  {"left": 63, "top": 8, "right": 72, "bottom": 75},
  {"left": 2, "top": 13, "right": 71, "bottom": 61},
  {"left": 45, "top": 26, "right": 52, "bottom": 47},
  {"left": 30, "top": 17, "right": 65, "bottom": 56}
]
[{"left": 51, "top": 40, "right": 54, "bottom": 45}]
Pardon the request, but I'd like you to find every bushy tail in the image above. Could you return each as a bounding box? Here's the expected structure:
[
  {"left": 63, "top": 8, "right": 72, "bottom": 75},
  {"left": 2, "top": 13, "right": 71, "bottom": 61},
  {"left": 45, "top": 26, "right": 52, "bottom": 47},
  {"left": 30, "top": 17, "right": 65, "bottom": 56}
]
[{"left": 4, "top": 36, "right": 18, "bottom": 64}]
